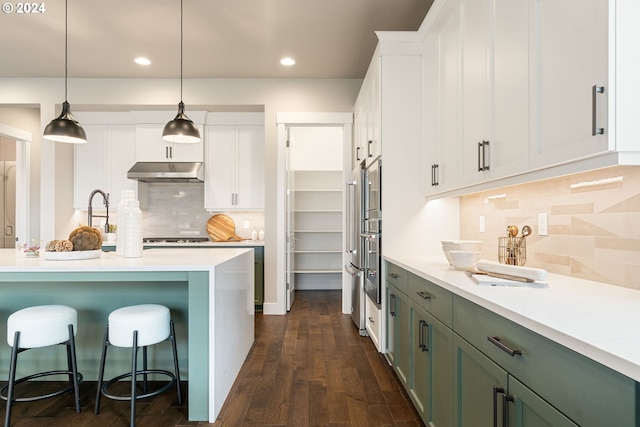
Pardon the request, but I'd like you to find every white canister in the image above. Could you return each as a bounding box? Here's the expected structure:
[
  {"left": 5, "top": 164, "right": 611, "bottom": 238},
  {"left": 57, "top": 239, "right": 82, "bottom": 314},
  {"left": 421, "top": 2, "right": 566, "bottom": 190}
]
[
  {"left": 123, "top": 199, "right": 143, "bottom": 258},
  {"left": 116, "top": 189, "right": 135, "bottom": 256}
]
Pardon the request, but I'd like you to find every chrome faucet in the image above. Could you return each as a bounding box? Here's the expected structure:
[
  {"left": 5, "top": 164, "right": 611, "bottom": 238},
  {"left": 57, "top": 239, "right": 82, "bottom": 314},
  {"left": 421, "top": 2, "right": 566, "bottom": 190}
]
[{"left": 88, "top": 189, "right": 109, "bottom": 233}]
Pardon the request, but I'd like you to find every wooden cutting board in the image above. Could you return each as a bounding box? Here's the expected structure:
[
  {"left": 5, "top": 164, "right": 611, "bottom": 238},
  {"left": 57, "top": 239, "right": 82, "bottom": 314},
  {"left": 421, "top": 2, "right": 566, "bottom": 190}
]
[{"left": 207, "top": 214, "right": 243, "bottom": 242}]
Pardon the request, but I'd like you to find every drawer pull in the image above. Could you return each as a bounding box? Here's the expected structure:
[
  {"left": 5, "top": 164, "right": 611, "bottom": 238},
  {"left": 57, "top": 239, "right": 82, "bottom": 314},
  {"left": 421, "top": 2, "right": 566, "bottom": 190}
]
[
  {"left": 418, "top": 320, "right": 429, "bottom": 352},
  {"left": 389, "top": 273, "right": 399, "bottom": 279},
  {"left": 416, "top": 291, "right": 431, "bottom": 300},
  {"left": 488, "top": 336, "right": 522, "bottom": 357},
  {"left": 389, "top": 293, "right": 397, "bottom": 317},
  {"left": 368, "top": 316, "right": 375, "bottom": 324}
]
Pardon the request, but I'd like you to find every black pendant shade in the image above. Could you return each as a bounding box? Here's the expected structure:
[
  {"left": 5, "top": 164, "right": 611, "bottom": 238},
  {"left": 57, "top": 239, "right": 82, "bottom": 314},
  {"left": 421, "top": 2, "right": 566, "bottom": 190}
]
[
  {"left": 163, "top": 0, "right": 201, "bottom": 144},
  {"left": 43, "top": 101, "right": 87, "bottom": 144},
  {"left": 162, "top": 101, "right": 201, "bottom": 143},
  {"left": 43, "top": 0, "right": 87, "bottom": 144}
]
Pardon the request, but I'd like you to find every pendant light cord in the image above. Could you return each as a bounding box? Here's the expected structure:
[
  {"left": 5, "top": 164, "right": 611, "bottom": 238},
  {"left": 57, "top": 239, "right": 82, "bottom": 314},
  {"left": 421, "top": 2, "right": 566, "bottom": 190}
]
[
  {"left": 180, "top": 0, "right": 183, "bottom": 102},
  {"left": 64, "top": 0, "right": 68, "bottom": 102}
]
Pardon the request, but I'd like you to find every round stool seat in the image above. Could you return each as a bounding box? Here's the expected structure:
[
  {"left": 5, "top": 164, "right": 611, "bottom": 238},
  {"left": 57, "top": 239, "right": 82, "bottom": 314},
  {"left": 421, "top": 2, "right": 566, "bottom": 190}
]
[
  {"left": 7, "top": 305, "right": 77, "bottom": 349},
  {"left": 108, "top": 304, "right": 170, "bottom": 347}
]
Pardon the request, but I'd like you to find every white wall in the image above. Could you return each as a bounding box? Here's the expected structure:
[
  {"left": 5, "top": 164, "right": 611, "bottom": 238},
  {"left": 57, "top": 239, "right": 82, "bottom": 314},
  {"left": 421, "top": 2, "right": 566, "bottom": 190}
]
[{"left": 0, "top": 77, "right": 361, "bottom": 315}]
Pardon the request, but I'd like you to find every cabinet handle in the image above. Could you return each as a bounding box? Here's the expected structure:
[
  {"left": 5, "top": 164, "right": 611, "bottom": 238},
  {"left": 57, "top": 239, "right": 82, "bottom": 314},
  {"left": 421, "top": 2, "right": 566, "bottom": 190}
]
[
  {"left": 368, "top": 316, "right": 375, "bottom": 324},
  {"left": 492, "top": 387, "right": 505, "bottom": 427},
  {"left": 165, "top": 146, "right": 169, "bottom": 159},
  {"left": 434, "top": 164, "right": 439, "bottom": 186},
  {"left": 418, "top": 319, "right": 429, "bottom": 352},
  {"left": 356, "top": 146, "right": 361, "bottom": 161},
  {"left": 478, "top": 141, "right": 490, "bottom": 171},
  {"left": 431, "top": 164, "right": 439, "bottom": 187},
  {"left": 170, "top": 146, "right": 173, "bottom": 158},
  {"left": 502, "top": 393, "right": 514, "bottom": 427},
  {"left": 416, "top": 291, "right": 431, "bottom": 300},
  {"left": 482, "top": 140, "right": 490, "bottom": 171},
  {"left": 389, "top": 293, "right": 397, "bottom": 317},
  {"left": 488, "top": 336, "right": 522, "bottom": 357},
  {"left": 592, "top": 85, "right": 605, "bottom": 136},
  {"left": 368, "top": 140, "right": 373, "bottom": 157},
  {"left": 389, "top": 273, "right": 399, "bottom": 279}
]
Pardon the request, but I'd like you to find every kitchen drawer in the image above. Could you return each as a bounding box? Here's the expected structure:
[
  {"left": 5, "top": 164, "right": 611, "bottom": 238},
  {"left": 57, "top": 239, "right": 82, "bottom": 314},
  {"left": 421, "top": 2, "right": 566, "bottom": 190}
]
[
  {"left": 385, "top": 261, "right": 408, "bottom": 293},
  {"left": 453, "top": 295, "right": 636, "bottom": 427},
  {"left": 365, "top": 294, "right": 381, "bottom": 351},
  {"left": 408, "top": 272, "right": 452, "bottom": 328}
]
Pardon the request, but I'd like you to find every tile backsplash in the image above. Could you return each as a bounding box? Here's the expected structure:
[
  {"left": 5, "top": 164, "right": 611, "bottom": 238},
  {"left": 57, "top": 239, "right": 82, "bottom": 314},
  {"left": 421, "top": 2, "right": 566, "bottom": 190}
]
[
  {"left": 460, "top": 166, "right": 640, "bottom": 290},
  {"left": 141, "top": 183, "right": 264, "bottom": 239}
]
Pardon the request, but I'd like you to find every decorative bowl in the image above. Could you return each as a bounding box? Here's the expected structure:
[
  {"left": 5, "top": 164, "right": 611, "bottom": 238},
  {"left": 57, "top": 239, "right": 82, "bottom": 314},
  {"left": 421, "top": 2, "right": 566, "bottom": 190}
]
[{"left": 448, "top": 250, "right": 481, "bottom": 271}]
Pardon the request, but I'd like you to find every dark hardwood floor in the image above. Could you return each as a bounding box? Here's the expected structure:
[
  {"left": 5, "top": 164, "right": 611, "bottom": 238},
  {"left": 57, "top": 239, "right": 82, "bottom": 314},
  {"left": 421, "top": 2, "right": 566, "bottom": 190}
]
[{"left": 1, "top": 291, "right": 423, "bottom": 426}]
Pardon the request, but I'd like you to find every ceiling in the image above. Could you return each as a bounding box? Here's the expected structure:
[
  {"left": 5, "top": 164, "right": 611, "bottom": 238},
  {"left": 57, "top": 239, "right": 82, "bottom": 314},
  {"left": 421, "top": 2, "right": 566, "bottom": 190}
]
[{"left": 1, "top": 0, "right": 432, "bottom": 79}]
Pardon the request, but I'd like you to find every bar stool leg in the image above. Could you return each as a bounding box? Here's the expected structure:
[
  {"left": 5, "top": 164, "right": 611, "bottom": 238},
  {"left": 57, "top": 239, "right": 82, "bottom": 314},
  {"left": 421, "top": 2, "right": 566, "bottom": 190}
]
[
  {"left": 170, "top": 320, "right": 182, "bottom": 404},
  {"left": 4, "top": 332, "right": 20, "bottom": 427},
  {"left": 67, "top": 324, "right": 81, "bottom": 413},
  {"left": 130, "top": 330, "right": 138, "bottom": 427},
  {"left": 142, "top": 346, "right": 148, "bottom": 394},
  {"left": 94, "top": 325, "right": 109, "bottom": 415}
]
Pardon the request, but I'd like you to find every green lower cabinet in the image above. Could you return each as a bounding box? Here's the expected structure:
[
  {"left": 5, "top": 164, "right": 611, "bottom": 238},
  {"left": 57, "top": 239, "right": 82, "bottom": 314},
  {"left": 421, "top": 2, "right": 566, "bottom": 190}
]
[
  {"left": 454, "top": 334, "right": 508, "bottom": 427},
  {"left": 386, "top": 283, "right": 397, "bottom": 366},
  {"left": 454, "top": 335, "right": 579, "bottom": 427},
  {"left": 508, "top": 376, "right": 578, "bottom": 427},
  {"left": 411, "top": 303, "right": 453, "bottom": 427},
  {"left": 393, "top": 292, "right": 411, "bottom": 389}
]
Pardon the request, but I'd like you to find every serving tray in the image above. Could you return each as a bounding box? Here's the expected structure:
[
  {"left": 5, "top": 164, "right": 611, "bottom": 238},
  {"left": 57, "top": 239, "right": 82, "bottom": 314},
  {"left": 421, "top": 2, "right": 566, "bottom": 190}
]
[{"left": 43, "top": 250, "right": 102, "bottom": 261}]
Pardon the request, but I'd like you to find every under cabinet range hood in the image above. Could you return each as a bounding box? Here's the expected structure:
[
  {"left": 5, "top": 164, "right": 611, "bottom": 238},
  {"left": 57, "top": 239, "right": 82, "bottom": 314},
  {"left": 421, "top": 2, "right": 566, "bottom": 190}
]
[{"left": 127, "top": 162, "right": 204, "bottom": 182}]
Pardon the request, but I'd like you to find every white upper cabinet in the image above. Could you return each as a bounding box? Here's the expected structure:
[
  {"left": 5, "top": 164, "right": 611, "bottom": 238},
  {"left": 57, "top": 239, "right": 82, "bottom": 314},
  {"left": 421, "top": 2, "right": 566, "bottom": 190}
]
[
  {"left": 74, "top": 123, "right": 137, "bottom": 211},
  {"left": 423, "top": 0, "right": 639, "bottom": 198},
  {"left": 530, "top": 0, "right": 608, "bottom": 168},
  {"left": 353, "top": 41, "right": 421, "bottom": 173},
  {"left": 204, "top": 113, "right": 265, "bottom": 211},
  {"left": 423, "top": 0, "right": 460, "bottom": 194},
  {"left": 353, "top": 58, "right": 381, "bottom": 167},
  {"left": 135, "top": 124, "right": 204, "bottom": 162},
  {"left": 458, "top": 0, "right": 530, "bottom": 187}
]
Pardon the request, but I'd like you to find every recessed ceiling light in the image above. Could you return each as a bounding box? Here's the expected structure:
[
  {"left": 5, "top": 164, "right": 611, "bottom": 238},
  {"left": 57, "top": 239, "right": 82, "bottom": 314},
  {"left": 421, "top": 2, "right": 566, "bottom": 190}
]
[
  {"left": 134, "top": 57, "right": 151, "bottom": 66},
  {"left": 280, "top": 57, "right": 295, "bottom": 66}
]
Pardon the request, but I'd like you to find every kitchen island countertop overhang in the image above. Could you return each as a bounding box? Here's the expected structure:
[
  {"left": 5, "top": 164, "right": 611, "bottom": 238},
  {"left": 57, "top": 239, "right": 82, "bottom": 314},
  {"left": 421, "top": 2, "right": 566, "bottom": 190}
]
[{"left": 0, "top": 248, "right": 255, "bottom": 423}]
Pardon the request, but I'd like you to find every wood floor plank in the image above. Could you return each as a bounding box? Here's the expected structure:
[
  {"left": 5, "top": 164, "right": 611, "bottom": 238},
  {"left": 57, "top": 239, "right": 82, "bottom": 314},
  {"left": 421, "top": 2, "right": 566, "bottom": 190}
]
[{"left": 0, "top": 291, "right": 423, "bottom": 426}]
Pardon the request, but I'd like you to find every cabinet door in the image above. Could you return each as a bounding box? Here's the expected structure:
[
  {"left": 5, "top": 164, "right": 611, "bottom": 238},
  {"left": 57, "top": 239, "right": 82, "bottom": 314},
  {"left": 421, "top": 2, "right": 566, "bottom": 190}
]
[
  {"left": 367, "top": 58, "right": 381, "bottom": 163},
  {"left": 530, "top": 0, "right": 608, "bottom": 168},
  {"left": 235, "top": 126, "right": 265, "bottom": 209},
  {"left": 459, "top": 0, "right": 490, "bottom": 186},
  {"left": 74, "top": 125, "right": 107, "bottom": 210},
  {"left": 411, "top": 304, "right": 453, "bottom": 427},
  {"left": 204, "top": 126, "right": 235, "bottom": 210},
  {"left": 390, "top": 288, "right": 411, "bottom": 387},
  {"left": 354, "top": 86, "right": 369, "bottom": 166},
  {"left": 454, "top": 334, "right": 508, "bottom": 427},
  {"left": 386, "top": 284, "right": 397, "bottom": 366},
  {"left": 436, "top": 0, "right": 460, "bottom": 192},
  {"left": 489, "top": 0, "right": 530, "bottom": 179},
  {"left": 507, "top": 376, "right": 578, "bottom": 427},
  {"left": 136, "top": 124, "right": 203, "bottom": 162}
]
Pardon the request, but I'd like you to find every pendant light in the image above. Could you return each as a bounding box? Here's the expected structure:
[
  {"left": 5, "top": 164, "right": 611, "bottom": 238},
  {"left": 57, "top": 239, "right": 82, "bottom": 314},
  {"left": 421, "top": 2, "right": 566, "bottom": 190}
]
[
  {"left": 43, "top": 0, "right": 86, "bottom": 144},
  {"left": 162, "top": 0, "right": 201, "bottom": 143}
]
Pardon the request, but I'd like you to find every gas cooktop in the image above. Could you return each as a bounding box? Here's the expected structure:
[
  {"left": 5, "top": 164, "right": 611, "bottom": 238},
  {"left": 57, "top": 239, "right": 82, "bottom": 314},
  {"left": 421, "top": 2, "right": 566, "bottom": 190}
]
[{"left": 142, "top": 237, "right": 210, "bottom": 244}]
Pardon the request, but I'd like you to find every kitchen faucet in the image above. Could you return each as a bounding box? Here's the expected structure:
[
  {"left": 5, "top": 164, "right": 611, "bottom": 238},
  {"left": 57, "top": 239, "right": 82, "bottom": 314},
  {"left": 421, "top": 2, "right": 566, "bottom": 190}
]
[{"left": 88, "top": 189, "right": 109, "bottom": 233}]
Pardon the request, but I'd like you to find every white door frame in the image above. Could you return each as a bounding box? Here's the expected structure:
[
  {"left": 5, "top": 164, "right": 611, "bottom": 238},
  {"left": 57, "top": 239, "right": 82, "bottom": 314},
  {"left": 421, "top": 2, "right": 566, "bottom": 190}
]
[
  {"left": 0, "top": 123, "right": 31, "bottom": 248},
  {"left": 276, "top": 112, "right": 353, "bottom": 315}
]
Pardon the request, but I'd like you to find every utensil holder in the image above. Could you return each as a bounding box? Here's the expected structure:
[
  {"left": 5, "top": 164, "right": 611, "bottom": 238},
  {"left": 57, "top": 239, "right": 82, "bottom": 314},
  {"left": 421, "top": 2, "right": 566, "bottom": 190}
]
[{"left": 498, "top": 237, "right": 526, "bottom": 266}]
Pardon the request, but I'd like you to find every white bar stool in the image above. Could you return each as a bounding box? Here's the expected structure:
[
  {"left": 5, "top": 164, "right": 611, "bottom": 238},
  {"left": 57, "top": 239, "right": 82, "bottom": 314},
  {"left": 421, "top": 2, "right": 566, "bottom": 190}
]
[
  {"left": 1, "top": 305, "right": 82, "bottom": 427},
  {"left": 94, "top": 304, "right": 181, "bottom": 427}
]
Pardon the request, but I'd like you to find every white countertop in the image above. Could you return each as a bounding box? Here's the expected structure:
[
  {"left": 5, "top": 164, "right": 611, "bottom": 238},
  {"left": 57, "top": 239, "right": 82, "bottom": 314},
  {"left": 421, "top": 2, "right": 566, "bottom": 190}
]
[
  {"left": 4, "top": 248, "right": 252, "bottom": 272},
  {"left": 385, "top": 253, "right": 640, "bottom": 383},
  {"left": 102, "top": 241, "right": 264, "bottom": 248}
]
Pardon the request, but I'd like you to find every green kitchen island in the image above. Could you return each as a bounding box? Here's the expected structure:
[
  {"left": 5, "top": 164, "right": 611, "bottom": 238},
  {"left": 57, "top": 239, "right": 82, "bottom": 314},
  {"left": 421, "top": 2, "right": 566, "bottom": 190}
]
[{"left": 0, "top": 247, "right": 255, "bottom": 423}]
